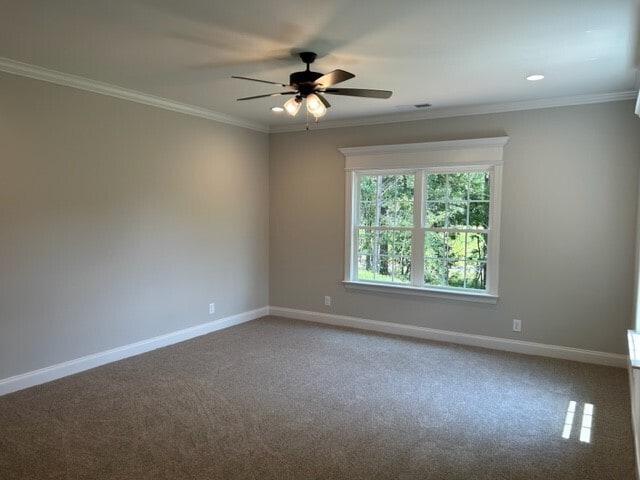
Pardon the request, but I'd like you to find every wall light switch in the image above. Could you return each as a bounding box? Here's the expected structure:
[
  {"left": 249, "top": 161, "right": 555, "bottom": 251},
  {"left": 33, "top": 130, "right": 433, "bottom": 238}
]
[{"left": 209, "top": 303, "right": 215, "bottom": 315}]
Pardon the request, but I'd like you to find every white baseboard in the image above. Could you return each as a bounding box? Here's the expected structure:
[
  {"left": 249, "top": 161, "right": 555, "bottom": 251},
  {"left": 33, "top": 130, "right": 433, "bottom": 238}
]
[
  {"left": 269, "top": 306, "right": 628, "bottom": 368},
  {"left": 0, "top": 306, "right": 268, "bottom": 396},
  {"left": 2, "top": 305, "right": 626, "bottom": 397}
]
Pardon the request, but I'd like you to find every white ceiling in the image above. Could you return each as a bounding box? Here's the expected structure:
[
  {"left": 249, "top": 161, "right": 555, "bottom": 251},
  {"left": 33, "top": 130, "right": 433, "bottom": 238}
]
[{"left": 1, "top": 0, "right": 638, "bottom": 131}]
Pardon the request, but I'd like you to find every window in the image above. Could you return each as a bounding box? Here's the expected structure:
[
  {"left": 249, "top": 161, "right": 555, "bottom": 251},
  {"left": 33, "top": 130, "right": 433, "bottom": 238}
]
[
  {"left": 357, "top": 174, "right": 414, "bottom": 284},
  {"left": 423, "top": 170, "right": 490, "bottom": 290},
  {"left": 341, "top": 137, "right": 508, "bottom": 302}
]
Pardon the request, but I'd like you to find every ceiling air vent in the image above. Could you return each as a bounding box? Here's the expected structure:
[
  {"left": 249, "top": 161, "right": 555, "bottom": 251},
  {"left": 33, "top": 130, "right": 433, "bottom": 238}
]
[{"left": 395, "top": 103, "right": 433, "bottom": 112}]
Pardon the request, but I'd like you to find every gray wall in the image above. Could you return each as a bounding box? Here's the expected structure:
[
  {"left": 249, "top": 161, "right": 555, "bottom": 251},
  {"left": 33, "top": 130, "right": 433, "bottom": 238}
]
[
  {"left": 1, "top": 68, "right": 637, "bottom": 383},
  {"left": 0, "top": 72, "right": 269, "bottom": 379},
  {"left": 269, "top": 101, "right": 640, "bottom": 355}
]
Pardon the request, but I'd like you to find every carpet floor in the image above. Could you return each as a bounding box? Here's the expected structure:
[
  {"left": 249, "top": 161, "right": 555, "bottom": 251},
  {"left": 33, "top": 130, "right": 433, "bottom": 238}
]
[{"left": 0, "top": 316, "right": 635, "bottom": 479}]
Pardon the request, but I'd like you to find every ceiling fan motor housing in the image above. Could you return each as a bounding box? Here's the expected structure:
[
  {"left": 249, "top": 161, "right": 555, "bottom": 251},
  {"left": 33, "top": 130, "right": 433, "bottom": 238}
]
[
  {"left": 290, "top": 70, "right": 323, "bottom": 96},
  {"left": 289, "top": 51, "right": 323, "bottom": 97}
]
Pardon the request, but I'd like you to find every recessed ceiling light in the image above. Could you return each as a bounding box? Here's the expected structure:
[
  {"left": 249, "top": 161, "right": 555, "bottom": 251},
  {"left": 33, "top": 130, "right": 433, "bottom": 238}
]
[
  {"left": 271, "top": 106, "right": 284, "bottom": 112},
  {"left": 526, "top": 74, "right": 545, "bottom": 81}
]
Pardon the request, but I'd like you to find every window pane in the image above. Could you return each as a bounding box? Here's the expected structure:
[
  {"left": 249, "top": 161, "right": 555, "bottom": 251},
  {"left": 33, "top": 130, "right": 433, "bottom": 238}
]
[
  {"left": 396, "top": 200, "right": 413, "bottom": 227},
  {"left": 378, "top": 229, "right": 393, "bottom": 253},
  {"left": 357, "top": 228, "right": 374, "bottom": 254},
  {"left": 465, "top": 233, "right": 487, "bottom": 261},
  {"left": 426, "top": 201, "right": 445, "bottom": 227},
  {"left": 379, "top": 200, "right": 409, "bottom": 227},
  {"left": 465, "top": 262, "right": 487, "bottom": 290},
  {"left": 378, "top": 203, "right": 395, "bottom": 227},
  {"left": 389, "top": 231, "right": 412, "bottom": 283},
  {"left": 379, "top": 176, "right": 398, "bottom": 227},
  {"left": 447, "top": 232, "right": 465, "bottom": 260},
  {"left": 469, "top": 172, "right": 490, "bottom": 200},
  {"left": 380, "top": 175, "right": 414, "bottom": 201},
  {"left": 424, "top": 258, "right": 445, "bottom": 286},
  {"left": 387, "top": 256, "right": 411, "bottom": 284},
  {"left": 357, "top": 229, "right": 411, "bottom": 284},
  {"left": 400, "top": 175, "right": 415, "bottom": 198},
  {"left": 359, "top": 201, "right": 374, "bottom": 226},
  {"left": 358, "top": 175, "right": 377, "bottom": 203},
  {"left": 446, "top": 260, "right": 466, "bottom": 288},
  {"left": 426, "top": 173, "right": 446, "bottom": 200},
  {"left": 391, "top": 230, "right": 412, "bottom": 256},
  {"left": 447, "top": 202, "right": 468, "bottom": 228},
  {"left": 469, "top": 202, "right": 489, "bottom": 228},
  {"left": 360, "top": 174, "right": 414, "bottom": 227},
  {"left": 425, "top": 232, "right": 446, "bottom": 259},
  {"left": 357, "top": 255, "right": 374, "bottom": 280},
  {"left": 447, "top": 173, "right": 469, "bottom": 200}
]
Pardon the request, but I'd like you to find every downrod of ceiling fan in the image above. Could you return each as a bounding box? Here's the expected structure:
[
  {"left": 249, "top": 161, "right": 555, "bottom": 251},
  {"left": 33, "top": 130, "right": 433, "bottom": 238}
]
[
  {"left": 290, "top": 52, "right": 323, "bottom": 90},
  {"left": 298, "top": 51, "right": 317, "bottom": 68}
]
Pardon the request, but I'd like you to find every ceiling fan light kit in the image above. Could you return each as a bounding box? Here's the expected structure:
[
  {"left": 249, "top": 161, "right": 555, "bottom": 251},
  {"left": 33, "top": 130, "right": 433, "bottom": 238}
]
[
  {"left": 233, "top": 51, "right": 392, "bottom": 123},
  {"left": 305, "top": 93, "right": 327, "bottom": 118},
  {"left": 284, "top": 96, "right": 302, "bottom": 116}
]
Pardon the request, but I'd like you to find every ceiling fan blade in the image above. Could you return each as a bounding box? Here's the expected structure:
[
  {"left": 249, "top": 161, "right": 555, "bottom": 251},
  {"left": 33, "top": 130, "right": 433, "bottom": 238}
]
[
  {"left": 316, "top": 94, "right": 331, "bottom": 108},
  {"left": 313, "top": 69, "right": 355, "bottom": 87},
  {"left": 323, "top": 88, "right": 393, "bottom": 99},
  {"left": 237, "top": 92, "right": 297, "bottom": 101},
  {"left": 232, "top": 75, "right": 289, "bottom": 88}
]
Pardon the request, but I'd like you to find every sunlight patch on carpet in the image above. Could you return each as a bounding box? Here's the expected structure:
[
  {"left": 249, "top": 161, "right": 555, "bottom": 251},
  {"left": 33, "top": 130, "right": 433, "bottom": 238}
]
[{"left": 562, "top": 400, "right": 594, "bottom": 443}]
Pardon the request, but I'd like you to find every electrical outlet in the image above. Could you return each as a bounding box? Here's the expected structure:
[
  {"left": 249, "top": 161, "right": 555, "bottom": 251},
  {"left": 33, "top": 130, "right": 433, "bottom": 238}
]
[
  {"left": 513, "top": 319, "right": 522, "bottom": 332},
  {"left": 209, "top": 303, "right": 215, "bottom": 315},
  {"left": 324, "top": 296, "right": 331, "bottom": 306}
]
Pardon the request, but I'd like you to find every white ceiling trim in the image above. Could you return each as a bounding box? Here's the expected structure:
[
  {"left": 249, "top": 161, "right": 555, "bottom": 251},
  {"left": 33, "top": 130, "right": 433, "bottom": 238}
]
[
  {"left": 0, "top": 57, "right": 269, "bottom": 133},
  {"left": 269, "top": 90, "right": 639, "bottom": 133},
  {"left": 1, "top": 57, "right": 636, "bottom": 136}
]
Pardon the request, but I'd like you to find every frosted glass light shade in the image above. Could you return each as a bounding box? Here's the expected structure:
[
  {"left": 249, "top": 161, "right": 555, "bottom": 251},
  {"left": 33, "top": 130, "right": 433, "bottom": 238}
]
[
  {"left": 306, "top": 93, "right": 327, "bottom": 118},
  {"left": 284, "top": 96, "right": 302, "bottom": 116}
]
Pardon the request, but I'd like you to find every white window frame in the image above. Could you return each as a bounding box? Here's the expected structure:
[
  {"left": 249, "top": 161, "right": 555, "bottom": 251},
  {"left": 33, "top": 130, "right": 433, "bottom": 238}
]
[{"left": 340, "top": 137, "right": 509, "bottom": 304}]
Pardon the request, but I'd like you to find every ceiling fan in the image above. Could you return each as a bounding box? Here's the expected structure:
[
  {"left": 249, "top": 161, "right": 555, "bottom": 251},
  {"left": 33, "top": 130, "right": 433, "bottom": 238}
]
[{"left": 232, "top": 51, "right": 392, "bottom": 120}]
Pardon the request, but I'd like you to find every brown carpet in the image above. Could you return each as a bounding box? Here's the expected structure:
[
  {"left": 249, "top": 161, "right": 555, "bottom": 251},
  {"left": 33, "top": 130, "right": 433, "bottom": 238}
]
[{"left": 0, "top": 316, "right": 634, "bottom": 479}]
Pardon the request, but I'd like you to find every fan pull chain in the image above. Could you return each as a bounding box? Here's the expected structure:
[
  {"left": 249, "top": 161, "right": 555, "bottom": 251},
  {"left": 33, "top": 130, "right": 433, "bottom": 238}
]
[{"left": 303, "top": 109, "right": 321, "bottom": 131}]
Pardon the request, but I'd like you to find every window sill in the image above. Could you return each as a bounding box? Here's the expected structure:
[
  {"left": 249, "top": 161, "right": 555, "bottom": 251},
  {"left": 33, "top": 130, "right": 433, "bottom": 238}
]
[{"left": 342, "top": 281, "right": 499, "bottom": 304}]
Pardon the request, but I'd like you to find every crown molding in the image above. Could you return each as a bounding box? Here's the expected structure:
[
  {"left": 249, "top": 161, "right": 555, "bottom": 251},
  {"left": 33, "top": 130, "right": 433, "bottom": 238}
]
[
  {"left": 269, "top": 90, "right": 639, "bottom": 133},
  {"left": 0, "top": 57, "right": 269, "bottom": 133},
  {"left": 1, "top": 57, "right": 635, "bottom": 135}
]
